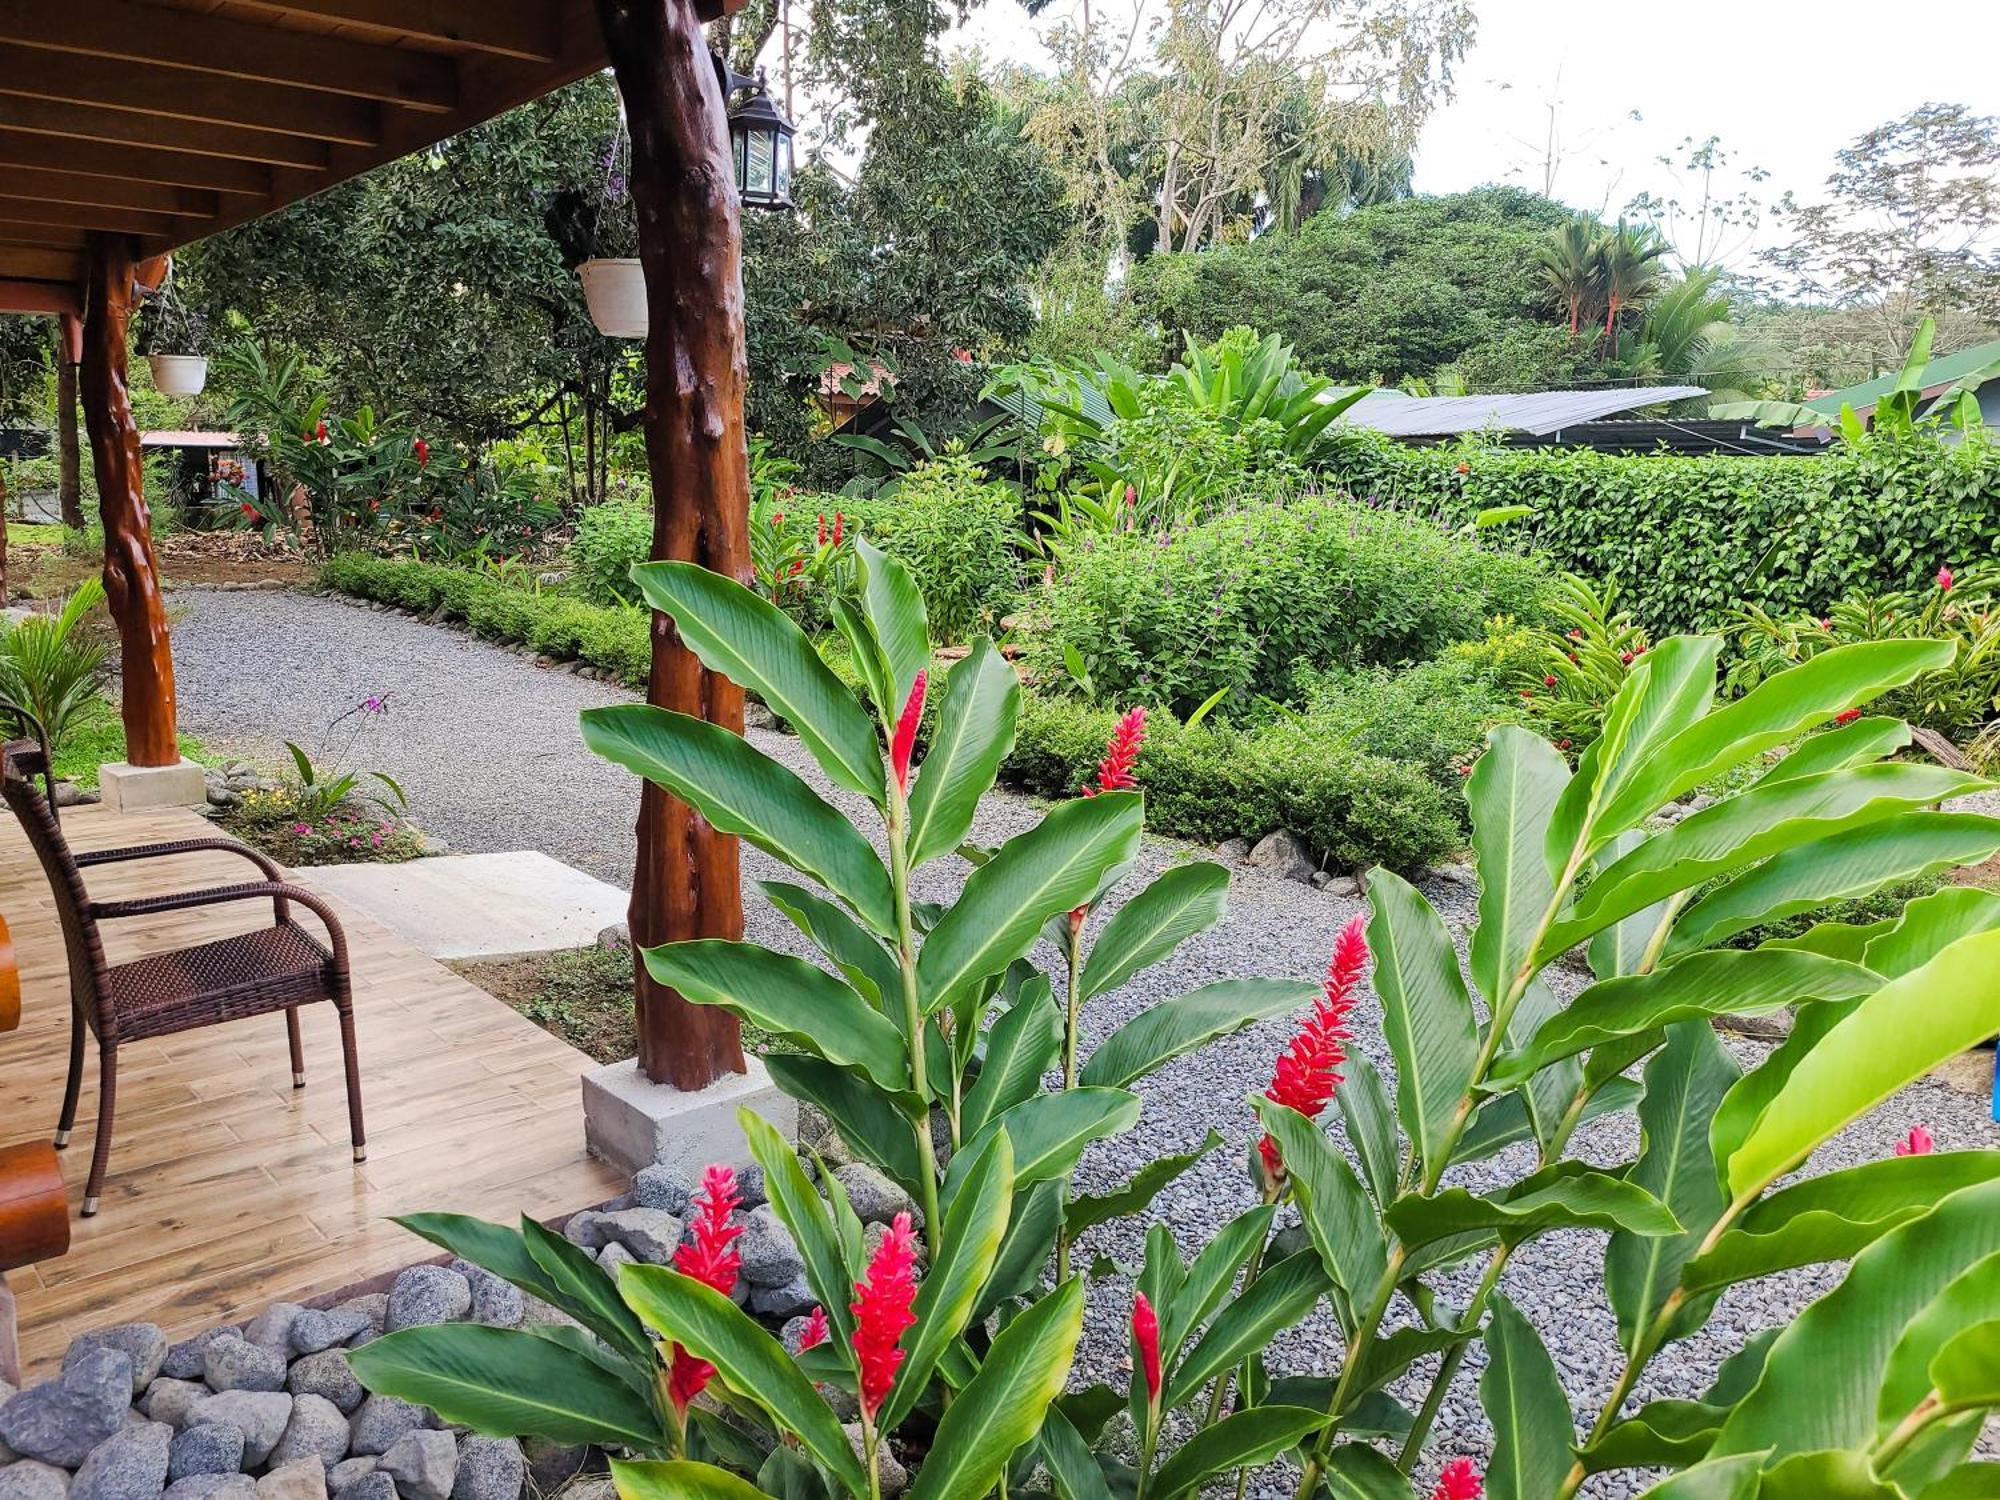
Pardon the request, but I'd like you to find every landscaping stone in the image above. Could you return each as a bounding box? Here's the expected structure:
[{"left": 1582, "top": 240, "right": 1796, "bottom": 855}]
[
  {"left": 166, "top": 1426, "right": 244, "bottom": 1483},
  {"left": 286, "top": 1312, "right": 370, "bottom": 1359},
  {"left": 323, "top": 1462, "right": 375, "bottom": 1498},
  {"left": 735, "top": 1165, "right": 768, "bottom": 1210},
  {"left": 254, "top": 1460, "right": 325, "bottom": 1500},
  {"left": 161, "top": 1334, "right": 234, "bottom": 1384},
  {"left": 268, "top": 1398, "right": 349, "bottom": 1472},
  {"left": 735, "top": 1207, "right": 804, "bottom": 1288},
  {"left": 334, "top": 1479, "right": 392, "bottom": 1500},
  {"left": 384, "top": 1269, "right": 470, "bottom": 1333},
  {"left": 333, "top": 1299, "right": 387, "bottom": 1345},
  {"left": 447, "top": 1264, "right": 523, "bottom": 1330},
  {"left": 202, "top": 1340, "right": 287, "bottom": 1397},
  {"left": 448, "top": 1438, "right": 523, "bottom": 1500},
  {"left": 0, "top": 1350, "right": 135, "bottom": 1467},
  {"left": 0, "top": 1461, "right": 72, "bottom": 1500},
  {"left": 376, "top": 1431, "right": 456, "bottom": 1500},
  {"left": 841, "top": 1425, "right": 905, "bottom": 1499},
  {"left": 139, "top": 1383, "right": 205, "bottom": 1431},
  {"left": 559, "top": 1213, "right": 611, "bottom": 1252},
  {"left": 1327, "top": 874, "right": 1362, "bottom": 898},
  {"left": 631, "top": 1163, "right": 693, "bottom": 1216},
  {"left": 240, "top": 1309, "right": 305, "bottom": 1360},
  {"left": 184, "top": 1397, "right": 291, "bottom": 1470},
  {"left": 283, "top": 1357, "right": 361, "bottom": 1418},
  {"left": 1215, "top": 837, "right": 1250, "bottom": 862},
  {"left": 830, "top": 1165, "right": 915, "bottom": 1227},
  {"left": 164, "top": 1478, "right": 254, "bottom": 1500},
  {"left": 65, "top": 1328, "right": 168, "bottom": 1397},
  {"left": 746, "top": 1276, "right": 816, "bottom": 1321},
  {"left": 346, "top": 1399, "right": 430, "bottom": 1459},
  {"left": 1245, "top": 830, "right": 1315, "bottom": 884},
  {"left": 518, "top": 1439, "right": 589, "bottom": 1494},
  {"left": 588, "top": 1210, "right": 681, "bottom": 1266},
  {"left": 71, "top": 1420, "right": 171, "bottom": 1500},
  {"left": 594, "top": 1244, "right": 634, "bottom": 1274}
]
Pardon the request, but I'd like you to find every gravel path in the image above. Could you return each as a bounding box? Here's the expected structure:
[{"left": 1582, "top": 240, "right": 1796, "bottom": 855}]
[{"left": 169, "top": 587, "right": 2000, "bottom": 1497}]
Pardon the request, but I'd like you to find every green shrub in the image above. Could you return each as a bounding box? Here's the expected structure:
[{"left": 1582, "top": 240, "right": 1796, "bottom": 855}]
[
  {"left": 567, "top": 501, "right": 654, "bottom": 605},
  {"left": 1028, "top": 493, "right": 1547, "bottom": 715},
  {"left": 850, "top": 453, "right": 1021, "bottom": 643},
  {"left": 1292, "top": 653, "right": 1525, "bottom": 790}
]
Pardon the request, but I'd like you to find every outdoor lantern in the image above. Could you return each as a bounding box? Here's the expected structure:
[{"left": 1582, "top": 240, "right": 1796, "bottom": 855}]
[{"left": 727, "top": 71, "right": 795, "bottom": 212}]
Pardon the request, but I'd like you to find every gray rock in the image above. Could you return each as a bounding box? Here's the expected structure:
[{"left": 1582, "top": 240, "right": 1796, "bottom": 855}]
[
  {"left": 630, "top": 1164, "right": 694, "bottom": 1216},
  {"left": 736, "top": 1206, "right": 805, "bottom": 1287},
  {"left": 163, "top": 1479, "right": 255, "bottom": 1500},
  {"left": 184, "top": 1396, "right": 291, "bottom": 1470},
  {"left": 160, "top": 1332, "right": 234, "bottom": 1385},
  {"left": 446, "top": 1264, "right": 521, "bottom": 1330},
  {"left": 167, "top": 1425, "right": 245, "bottom": 1482},
  {"left": 240, "top": 1309, "right": 305, "bottom": 1360},
  {"left": 323, "top": 1462, "right": 375, "bottom": 1498},
  {"left": 1215, "top": 837, "right": 1251, "bottom": 862},
  {"left": 332, "top": 1300, "right": 386, "bottom": 1345},
  {"left": 1245, "top": 830, "right": 1316, "bottom": 884},
  {"left": 830, "top": 1164, "right": 916, "bottom": 1227},
  {"left": 863, "top": 1219, "right": 927, "bottom": 1271},
  {"left": 1433, "top": 860, "right": 1477, "bottom": 888},
  {"left": 139, "top": 1382, "right": 206, "bottom": 1431},
  {"left": 384, "top": 1268, "right": 470, "bottom": 1333},
  {"left": 0, "top": 1349, "right": 135, "bottom": 1467},
  {"left": 201, "top": 1339, "right": 286, "bottom": 1396},
  {"left": 747, "top": 1276, "right": 817, "bottom": 1321},
  {"left": 734, "top": 1165, "right": 768, "bottom": 1211},
  {"left": 376, "top": 1431, "right": 456, "bottom": 1500},
  {"left": 448, "top": 1438, "right": 522, "bottom": 1500},
  {"left": 1310, "top": 870, "right": 1332, "bottom": 888},
  {"left": 268, "top": 1398, "right": 348, "bottom": 1473},
  {"left": 589, "top": 1210, "right": 681, "bottom": 1266},
  {"left": 1328, "top": 874, "right": 1362, "bottom": 898},
  {"left": 0, "top": 1462, "right": 73, "bottom": 1500},
  {"left": 555, "top": 1481, "right": 612, "bottom": 1500},
  {"left": 71, "top": 1420, "right": 172, "bottom": 1500},
  {"left": 518, "top": 1439, "right": 587, "bottom": 1493},
  {"left": 286, "top": 1312, "right": 370, "bottom": 1359},
  {"left": 254, "top": 1461, "right": 325, "bottom": 1500},
  {"left": 345, "top": 1399, "right": 430, "bottom": 1459},
  {"left": 284, "top": 1356, "right": 361, "bottom": 1417},
  {"left": 65, "top": 1328, "right": 168, "bottom": 1397},
  {"left": 594, "top": 1244, "right": 635, "bottom": 1274},
  {"left": 559, "top": 1213, "right": 610, "bottom": 1252},
  {"left": 335, "top": 1480, "right": 391, "bottom": 1500},
  {"left": 594, "top": 924, "right": 628, "bottom": 953},
  {"left": 841, "top": 1424, "right": 905, "bottom": 1498}
]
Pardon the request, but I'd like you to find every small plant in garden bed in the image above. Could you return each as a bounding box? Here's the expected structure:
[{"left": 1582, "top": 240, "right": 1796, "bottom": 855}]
[{"left": 223, "top": 789, "right": 425, "bottom": 867}]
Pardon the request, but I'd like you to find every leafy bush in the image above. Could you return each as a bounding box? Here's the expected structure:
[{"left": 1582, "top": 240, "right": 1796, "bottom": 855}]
[
  {"left": 0, "top": 580, "right": 112, "bottom": 756},
  {"left": 1027, "top": 494, "right": 1548, "bottom": 715},
  {"left": 848, "top": 452, "right": 1022, "bottom": 642},
  {"left": 568, "top": 501, "right": 654, "bottom": 606},
  {"left": 1292, "top": 652, "right": 1526, "bottom": 789}
]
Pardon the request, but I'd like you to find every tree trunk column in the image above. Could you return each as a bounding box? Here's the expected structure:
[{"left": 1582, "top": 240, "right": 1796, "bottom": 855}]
[
  {"left": 56, "top": 314, "right": 83, "bottom": 532},
  {"left": 81, "top": 234, "right": 178, "bottom": 768},
  {"left": 595, "top": 0, "right": 751, "bottom": 1091}
]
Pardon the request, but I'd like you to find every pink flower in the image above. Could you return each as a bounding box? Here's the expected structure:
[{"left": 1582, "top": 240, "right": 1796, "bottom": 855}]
[
  {"left": 850, "top": 1212, "right": 919, "bottom": 1420},
  {"left": 1895, "top": 1124, "right": 1934, "bottom": 1157},
  {"left": 797, "top": 1305, "right": 829, "bottom": 1352},
  {"left": 1258, "top": 915, "right": 1368, "bottom": 1184},
  {"left": 1082, "top": 707, "right": 1146, "bottom": 797},
  {"left": 891, "top": 673, "right": 926, "bottom": 795},
  {"left": 1543, "top": 674, "right": 1557, "bottom": 687},
  {"left": 1432, "top": 1458, "right": 1483, "bottom": 1500},
  {"left": 1938, "top": 566, "right": 1955, "bottom": 591},
  {"left": 667, "top": 1165, "right": 743, "bottom": 1415},
  {"left": 1132, "top": 1291, "right": 1161, "bottom": 1405}
]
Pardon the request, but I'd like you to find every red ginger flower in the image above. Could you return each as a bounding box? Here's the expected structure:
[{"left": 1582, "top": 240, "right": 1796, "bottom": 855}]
[
  {"left": 413, "top": 437, "right": 429, "bottom": 468},
  {"left": 1082, "top": 706, "right": 1146, "bottom": 797},
  {"left": 1432, "top": 1458, "right": 1482, "bottom": 1500},
  {"left": 1258, "top": 915, "right": 1368, "bottom": 1183},
  {"left": 1938, "top": 565, "right": 1955, "bottom": 591},
  {"left": 797, "top": 1305, "right": 829, "bottom": 1351},
  {"left": 1896, "top": 1124, "right": 1934, "bottom": 1157},
  {"left": 832, "top": 511, "right": 844, "bottom": 546},
  {"left": 1834, "top": 707, "right": 1862, "bottom": 725},
  {"left": 851, "top": 1212, "right": 919, "bottom": 1420},
  {"left": 666, "top": 1165, "right": 743, "bottom": 1414},
  {"left": 891, "top": 673, "right": 926, "bottom": 795},
  {"left": 1132, "top": 1291, "right": 1161, "bottom": 1405},
  {"left": 817, "top": 513, "right": 828, "bottom": 547}
]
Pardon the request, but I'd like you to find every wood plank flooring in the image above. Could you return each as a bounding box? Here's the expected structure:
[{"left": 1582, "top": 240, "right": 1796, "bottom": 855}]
[{"left": 0, "top": 804, "right": 624, "bottom": 1373}]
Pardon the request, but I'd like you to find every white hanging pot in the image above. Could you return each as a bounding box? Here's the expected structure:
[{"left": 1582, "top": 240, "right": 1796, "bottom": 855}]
[
  {"left": 578, "top": 257, "right": 647, "bottom": 338},
  {"left": 147, "top": 354, "right": 209, "bottom": 396}
]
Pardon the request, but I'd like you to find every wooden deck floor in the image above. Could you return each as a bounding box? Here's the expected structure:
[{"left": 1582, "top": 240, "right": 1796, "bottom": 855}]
[{"left": 0, "top": 803, "right": 624, "bottom": 1373}]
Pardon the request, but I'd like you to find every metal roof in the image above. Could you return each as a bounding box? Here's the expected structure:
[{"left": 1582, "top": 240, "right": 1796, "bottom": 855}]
[
  {"left": 1326, "top": 385, "right": 1708, "bottom": 437},
  {"left": 1803, "top": 337, "right": 2000, "bottom": 416}
]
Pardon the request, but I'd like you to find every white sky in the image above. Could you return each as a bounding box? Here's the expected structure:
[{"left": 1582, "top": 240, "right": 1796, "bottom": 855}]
[{"left": 941, "top": 0, "right": 2000, "bottom": 271}]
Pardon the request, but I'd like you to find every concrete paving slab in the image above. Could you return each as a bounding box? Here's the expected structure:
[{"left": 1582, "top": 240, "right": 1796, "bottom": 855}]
[{"left": 299, "top": 851, "right": 629, "bottom": 961}]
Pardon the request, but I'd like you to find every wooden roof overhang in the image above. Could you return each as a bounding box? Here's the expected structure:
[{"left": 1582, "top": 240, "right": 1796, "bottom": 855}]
[{"left": 0, "top": 0, "right": 726, "bottom": 317}]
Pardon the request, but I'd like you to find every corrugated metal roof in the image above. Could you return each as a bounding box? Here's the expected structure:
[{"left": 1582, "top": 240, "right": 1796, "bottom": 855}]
[
  {"left": 1325, "top": 386, "right": 1707, "bottom": 437},
  {"left": 1804, "top": 338, "right": 2000, "bottom": 415}
]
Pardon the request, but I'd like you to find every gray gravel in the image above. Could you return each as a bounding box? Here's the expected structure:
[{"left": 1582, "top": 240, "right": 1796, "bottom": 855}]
[{"left": 167, "top": 588, "right": 2000, "bottom": 1497}]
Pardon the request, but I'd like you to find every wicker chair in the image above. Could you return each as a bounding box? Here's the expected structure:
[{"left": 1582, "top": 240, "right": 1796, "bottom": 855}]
[{"left": 1, "top": 741, "right": 365, "bottom": 1216}]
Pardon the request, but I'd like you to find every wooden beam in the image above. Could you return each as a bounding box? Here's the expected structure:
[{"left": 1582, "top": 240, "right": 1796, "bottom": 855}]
[
  {"left": 0, "top": 222, "right": 89, "bottom": 248},
  {"left": 0, "top": 44, "right": 381, "bottom": 146},
  {"left": 235, "top": 0, "right": 560, "bottom": 63},
  {"left": 0, "top": 247, "right": 84, "bottom": 282},
  {"left": 0, "top": 127, "right": 273, "bottom": 196},
  {"left": 0, "top": 97, "right": 332, "bottom": 170},
  {"left": 0, "top": 200, "right": 197, "bottom": 237},
  {"left": 0, "top": 167, "right": 217, "bottom": 218},
  {"left": 0, "top": 278, "right": 79, "bottom": 315},
  {"left": 0, "top": 0, "right": 458, "bottom": 113}
]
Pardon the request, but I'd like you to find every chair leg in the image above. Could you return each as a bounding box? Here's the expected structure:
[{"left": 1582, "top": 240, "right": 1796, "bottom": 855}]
[
  {"left": 336, "top": 999, "right": 366, "bottom": 1164},
  {"left": 83, "top": 1044, "right": 116, "bottom": 1217},
  {"left": 286, "top": 1007, "right": 305, "bottom": 1088},
  {"left": 54, "top": 1004, "right": 85, "bottom": 1149}
]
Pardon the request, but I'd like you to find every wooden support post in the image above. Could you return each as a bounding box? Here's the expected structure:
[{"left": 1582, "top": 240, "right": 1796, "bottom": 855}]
[
  {"left": 81, "top": 233, "right": 178, "bottom": 767},
  {"left": 57, "top": 314, "right": 84, "bottom": 530},
  {"left": 595, "top": 0, "right": 752, "bottom": 1091}
]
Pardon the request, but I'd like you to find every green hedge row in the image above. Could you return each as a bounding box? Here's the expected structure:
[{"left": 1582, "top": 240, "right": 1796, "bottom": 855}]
[
  {"left": 1322, "top": 427, "right": 2000, "bottom": 634},
  {"left": 321, "top": 554, "right": 651, "bottom": 687}
]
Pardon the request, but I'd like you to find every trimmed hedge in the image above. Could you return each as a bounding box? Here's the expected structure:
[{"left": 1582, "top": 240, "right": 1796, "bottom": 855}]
[{"left": 1323, "top": 426, "right": 2000, "bottom": 635}]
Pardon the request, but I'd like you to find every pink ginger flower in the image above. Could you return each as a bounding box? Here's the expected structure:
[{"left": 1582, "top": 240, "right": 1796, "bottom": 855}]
[
  {"left": 850, "top": 1212, "right": 919, "bottom": 1420},
  {"left": 1132, "top": 1291, "right": 1161, "bottom": 1405},
  {"left": 1938, "top": 566, "right": 1955, "bottom": 591},
  {"left": 1896, "top": 1124, "right": 1934, "bottom": 1157},
  {"left": 1081, "top": 707, "right": 1146, "bottom": 797},
  {"left": 796, "top": 1305, "right": 829, "bottom": 1352},
  {"left": 1432, "top": 1458, "right": 1483, "bottom": 1500},
  {"left": 1258, "top": 915, "right": 1368, "bottom": 1185},
  {"left": 891, "top": 673, "right": 926, "bottom": 795},
  {"left": 667, "top": 1165, "right": 743, "bottom": 1415}
]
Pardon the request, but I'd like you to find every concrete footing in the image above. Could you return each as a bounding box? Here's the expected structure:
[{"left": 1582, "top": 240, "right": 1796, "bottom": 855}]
[
  {"left": 581, "top": 1056, "right": 795, "bottom": 1175},
  {"left": 97, "top": 759, "right": 208, "bottom": 813}
]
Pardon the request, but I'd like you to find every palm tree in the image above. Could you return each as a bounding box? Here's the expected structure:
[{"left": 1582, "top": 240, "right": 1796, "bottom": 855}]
[
  {"left": 1534, "top": 220, "right": 1602, "bottom": 337},
  {"left": 1597, "top": 220, "right": 1669, "bottom": 343}
]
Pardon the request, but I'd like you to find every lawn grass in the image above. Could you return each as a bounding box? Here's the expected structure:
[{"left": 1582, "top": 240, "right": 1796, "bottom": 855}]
[{"left": 52, "top": 707, "right": 210, "bottom": 789}]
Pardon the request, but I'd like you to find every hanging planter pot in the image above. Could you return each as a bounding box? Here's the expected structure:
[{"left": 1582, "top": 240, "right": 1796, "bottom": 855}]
[
  {"left": 578, "top": 258, "right": 646, "bottom": 338},
  {"left": 147, "top": 354, "right": 209, "bottom": 397}
]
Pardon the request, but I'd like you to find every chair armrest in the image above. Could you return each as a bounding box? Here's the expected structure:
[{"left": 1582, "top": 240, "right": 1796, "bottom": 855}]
[
  {"left": 77, "top": 837, "right": 285, "bottom": 883},
  {"left": 91, "top": 881, "right": 350, "bottom": 969}
]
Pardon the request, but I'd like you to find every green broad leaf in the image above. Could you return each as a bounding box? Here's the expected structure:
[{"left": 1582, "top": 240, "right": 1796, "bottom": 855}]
[
  {"left": 628, "top": 560, "right": 885, "bottom": 803},
  {"left": 883, "top": 1132, "right": 1015, "bottom": 1430},
  {"left": 1546, "top": 763, "right": 1990, "bottom": 956},
  {"left": 392, "top": 1214, "right": 558, "bottom": 1306},
  {"left": 760, "top": 880, "right": 903, "bottom": 1014},
  {"left": 1606, "top": 1021, "right": 1739, "bottom": 1352},
  {"left": 1596, "top": 638, "right": 1959, "bottom": 836},
  {"left": 347, "top": 1326, "right": 663, "bottom": 1449},
  {"left": 1338, "top": 1052, "right": 1401, "bottom": 1205},
  {"left": 1357, "top": 1326, "right": 1465, "bottom": 1394},
  {"left": 739, "top": 1109, "right": 860, "bottom": 1357},
  {"left": 1918, "top": 1462, "right": 2000, "bottom": 1498},
  {"left": 611, "top": 1460, "right": 769, "bottom": 1500},
  {"left": 1588, "top": 832, "right": 1676, "bottom": 983},
  {"left": 1667, "top": 813, "right": 2000, "bottom": 959},
  {"left": 853, "top": 538, "right": 929, "bottom": 717},
  {"left": 1762, "top": 917, "right": 1897, "bottom": 961},
  {"left": 1367, "top": 869, "right": 1480, "bottom": 1175},
  {"left": 1252, "top": 1098, "right": 1388, "bottom": 1300},
  {"left": 1388, "top": 1161, "right": 1681, "bottom": 1251},
  {"left": 1065, "top": 1132, "right": 1222, "bottom": 1238},
  {"left": 1488, "top": 949, "right": 1878, "bottom": 1087},
  {"left": 1456, "top": 1079, "right": 1640, "bottom": 1168},
  {"left": 1685, "top": 1153, "right": 2000, "bottom": 1295},
  {"left": 1036, "top": 1406, "right": 1116, "bottom": 1500},
  {"left": 1725, "top": 928, "right": 2000, "bottom": 1204},
  {"left": 618, "top": 1265, "right": 866, "bottom": 1494},
  {"left": 1164, "top": 1250, "right": 1329, "bottom": 1408},
  {"left": 519, "top": 1217, "right": 652, "bottom": 1359},
  {"left": 1862, "top": 887, "right": 2000, "bottom": 980},
  {"left": 517, "top": 1320, "right": 653, "bottom": 1399},
  {"left": 918, "top": 791, "right": 1144, "bottom": 1013},
  {"left": 1480, "top": 1295, "right": 1576, "bottom": 1500},
  {"left": 1320, "top": 1444, "right": 1419, "bottom": 1498},
  {"left": 961, "top": 988, "right": 1062, "bottom": 1139},
  {"left": 642, "top": 940, "right": 908, "bottom": 1094},
  {"left": 907, "top": 639, "right": 1020, "bottom": 868},
  {"left": 908, "top": 1278, "right": 1086, "bottom": 1500},
  {"left": 1580, "top": 1398, "right": 1727, "bottom": 1474},
  {"left": 1708, "top": 994, "right": 1861, "bottom": 1170},
  {"left": 1159, "top": 1203, "right": 1276, "bottom": 1362},
  {"left": 1080, "top": 863, "right": 1231, "bottom": 1002},
  {"left": 1468, "top": 726, "right": 1571, "bottom": 1011},
  {"left": 582, "top": 705, "right": 896, "bottom": 935},
  {"left": 1880, "top": 1255, "right": 2000, "bottom": 1439},
  {"left": 1148, "top": 1406, "right": 1326, "bottom": 1500},
  {"left": 948, "top": 1088, "right": 1141, "bottom": 1206},
  {"left": 1632, "top": 1455, "right": 1767, "bottom": 1499},
  {"left": 975, "top": 1180, "right": 1066, "bottom": 1320},
  {"left": 765, "top": 1054, "right": 925, "bottom": 1193},
  {"left": 1755, "top": 1451, "right": 1911, "bottom": 1499},
  {"left": 1754, "top": 715, "right": 1911, "bottom": 786},
  {"left": 1714, "top": 1177, "right": 2000, "bottom": 1464},
  {"left": 1082, "top": 978, "right": 1318, "bottom": 1089},
  {"left": 1930, "top": 1320, "right": 2000, "bottom": 1411},
  {"left": 1502, "top": 977, "right": 1584, "bottom": 1156},
  {"left": 830, "top": 595, "right": 893, "bottom": 720}
]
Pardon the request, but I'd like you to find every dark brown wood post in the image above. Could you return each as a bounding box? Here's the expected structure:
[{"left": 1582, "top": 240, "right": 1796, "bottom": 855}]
[
  {"left": 57, "top": 314, "right": 83, "bottom": 531},
  {"left": 595, "top": 0, "right": 751, "bottom": 1091},
  {"left": 81, "top": 234, "right": 178, "bottom": 768}
]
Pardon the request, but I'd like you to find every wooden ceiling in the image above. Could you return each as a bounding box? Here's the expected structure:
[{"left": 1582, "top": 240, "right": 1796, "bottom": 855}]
[{"left": 0, "top": 0, "right": 623, "bottom": 314}]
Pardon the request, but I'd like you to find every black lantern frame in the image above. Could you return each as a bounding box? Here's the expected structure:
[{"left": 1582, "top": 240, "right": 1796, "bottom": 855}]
[{"left": 721, "top": 66, "right": 795, "bottom": 212}]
